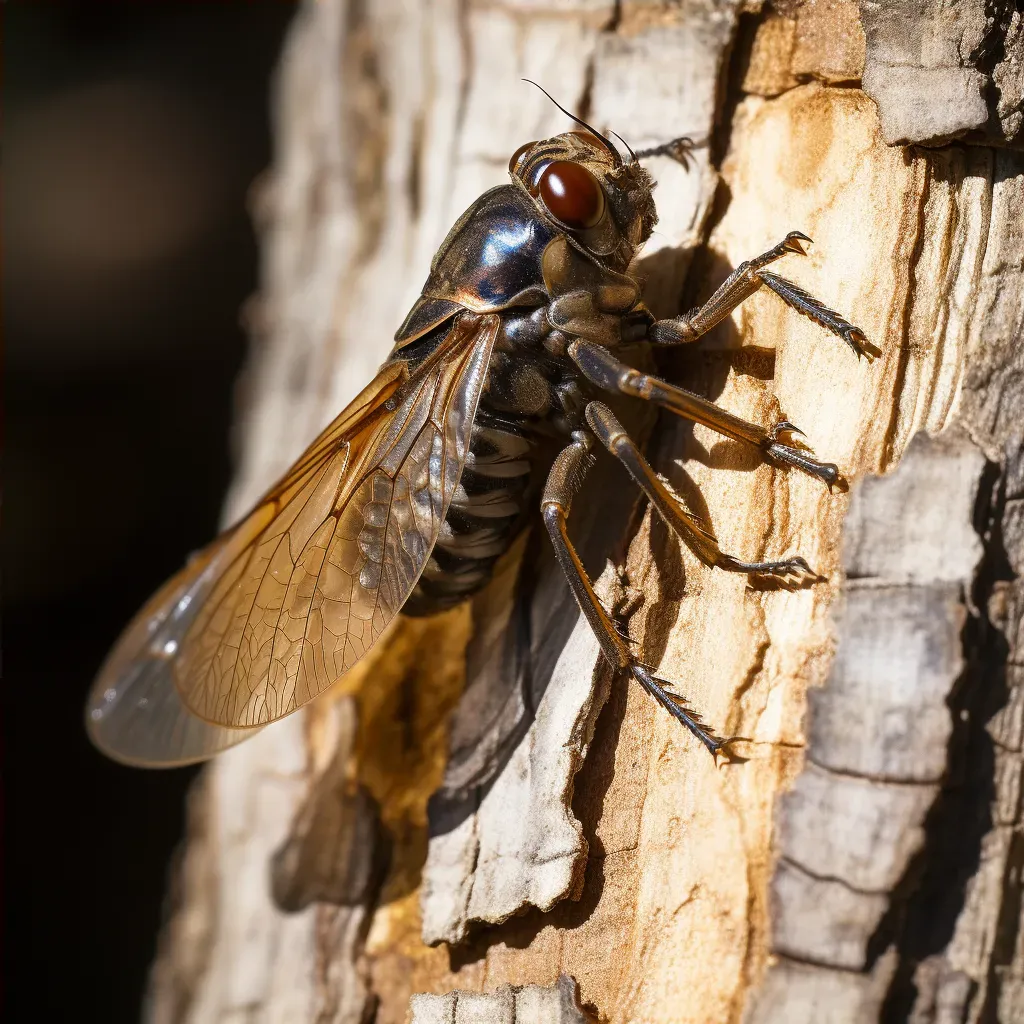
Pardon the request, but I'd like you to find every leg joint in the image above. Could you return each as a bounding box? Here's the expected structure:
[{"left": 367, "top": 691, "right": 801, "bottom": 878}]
[
  {"left": 649, "top": 318, "right": 698, "bottom": 346},
  {"left": 568, "top": 339, "right": 634, "bottom": 394},
  {"left": 584, "top": 401, "right": 631, "bottom": 451},
  {"left": 541, "top": 500, "right": 565, "bottom": 527},
  {"left": 618, "top": 367, "right": 645, "bottom": 397},
  {"left": 607, "top": 430, "right": 635, "bottom": 458}
]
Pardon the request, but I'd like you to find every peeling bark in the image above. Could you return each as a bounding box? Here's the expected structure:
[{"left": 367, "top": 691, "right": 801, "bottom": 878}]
[
  {"left": 859, "top": 0, "right": 1024, "bottom": 148},
  {"left": 147, "top": 2, "right": 1023, "bottom": 1022}
]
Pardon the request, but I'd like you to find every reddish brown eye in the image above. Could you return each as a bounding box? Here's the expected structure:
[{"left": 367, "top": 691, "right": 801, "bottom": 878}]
[
  {"left": 538, "top": 161, "right": 605, "bottom": 230},
  {"left": 508, "top": 141, "right": 537, "bottom": 176}
]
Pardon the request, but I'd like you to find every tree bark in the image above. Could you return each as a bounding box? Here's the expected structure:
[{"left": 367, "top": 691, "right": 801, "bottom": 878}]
[{"left": 148, "top": 2, "right": 1023, "bottom": 1022}]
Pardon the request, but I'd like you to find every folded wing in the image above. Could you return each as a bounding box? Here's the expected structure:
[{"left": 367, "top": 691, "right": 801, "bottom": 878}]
[{"left": 87, "top": 315, "right": 498, "bottom": 765}]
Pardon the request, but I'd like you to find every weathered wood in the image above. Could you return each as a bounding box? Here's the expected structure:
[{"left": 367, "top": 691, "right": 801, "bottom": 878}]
[
  {"left": 859, "top": 0, "right": 1024, "bottom": 147},
  {"left": 409, "top": 974, "right": 589, "bottom": 1024},
  {"left": 146, "top": 2, "right": 1023, "bottom": 1022}
]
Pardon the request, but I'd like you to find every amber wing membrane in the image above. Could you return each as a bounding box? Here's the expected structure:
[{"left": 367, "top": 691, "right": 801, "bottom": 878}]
[{"left": 87, "top": 315, "right": 498, "bottom": 765}]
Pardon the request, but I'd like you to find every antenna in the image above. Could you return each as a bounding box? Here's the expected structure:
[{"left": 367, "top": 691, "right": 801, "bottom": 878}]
[{"left": 521, "top": 79, "right": 623, "bottom": 167}]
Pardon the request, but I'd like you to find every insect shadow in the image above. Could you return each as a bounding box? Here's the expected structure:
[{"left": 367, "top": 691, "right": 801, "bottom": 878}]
[{"left": 428, "top": 386, "right": 652, "bottom": 841}]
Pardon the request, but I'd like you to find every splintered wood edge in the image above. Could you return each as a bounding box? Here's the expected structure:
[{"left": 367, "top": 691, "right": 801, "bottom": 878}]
[
  {"left": 410, "top": 974, "right": 591, "bottom": 1024},
  {"left": 419, "top": 623, "right": 607, "bottom": 945}
]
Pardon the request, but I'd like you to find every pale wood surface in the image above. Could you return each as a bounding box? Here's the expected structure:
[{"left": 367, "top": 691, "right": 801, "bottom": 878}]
[
  {"left": 147, "top": 2, "right": 1023, "bottom": 1022},
  {"left": 410, "top": 975, "right": 589, "bottom": 1024}
]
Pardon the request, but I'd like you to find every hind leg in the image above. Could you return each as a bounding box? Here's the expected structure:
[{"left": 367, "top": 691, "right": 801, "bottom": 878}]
[{"left": 541, "top": 431, "right": 739, "bottom": 758}]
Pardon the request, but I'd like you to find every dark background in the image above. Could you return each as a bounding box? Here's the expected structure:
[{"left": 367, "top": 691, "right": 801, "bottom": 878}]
[{"left": 5, "top": 5, "right": 295, "bottom": 1019}]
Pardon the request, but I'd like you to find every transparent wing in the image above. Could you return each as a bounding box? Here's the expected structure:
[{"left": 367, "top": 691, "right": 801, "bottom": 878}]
[
  {"left": 87, "top": 543, "right": 266, "bottom": 766},
  {"left": 87, "top": 315, "right": 498, "bottom": 764}
]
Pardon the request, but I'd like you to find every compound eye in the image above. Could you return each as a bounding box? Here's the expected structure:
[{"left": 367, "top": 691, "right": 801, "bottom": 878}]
[
  {"left": 508, "top": 141, "right": 537, "bottom": 176},
  {"left": 538, "top": 161, "right": 605, "bottom": 230}
]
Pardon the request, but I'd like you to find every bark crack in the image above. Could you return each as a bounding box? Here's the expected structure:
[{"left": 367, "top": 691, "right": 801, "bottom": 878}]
[
  {"left": 881, "top": 154, "right": 931, "bottom": 470},
  {"left": 777, "top": 853, "right": 894, "bottom": 898},
  {"left": 803, "top": 753, "right": 946, "bottom": 788}
]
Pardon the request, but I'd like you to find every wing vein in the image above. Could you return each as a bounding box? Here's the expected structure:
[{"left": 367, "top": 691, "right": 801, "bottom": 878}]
[{"left": 152, "top": 314, "right": 499, "bottom": 732}]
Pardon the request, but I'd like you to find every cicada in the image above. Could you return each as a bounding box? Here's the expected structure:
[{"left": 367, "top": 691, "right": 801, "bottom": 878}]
[{"left": 87, "top": 88, "right": 872, "bottom": 768}]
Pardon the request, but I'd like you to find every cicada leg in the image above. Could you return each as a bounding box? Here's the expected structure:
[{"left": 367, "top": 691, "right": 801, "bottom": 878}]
[
  {"left": 569, "top": 339, "right": 842, "bottom": 488},
  {"left": 585, "top": 402, "right": 822, "bottom": 588},
  {"left": 541, "top": 431, "right": 740, "bottom": 759},
  {"left": 647, "top": 231, "right": 879, "bottom": 361}
]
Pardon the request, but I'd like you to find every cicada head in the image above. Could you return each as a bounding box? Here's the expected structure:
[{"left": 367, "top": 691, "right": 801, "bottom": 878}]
[{"left": 508, "top": 99, "right": 658, "bottom": 272}]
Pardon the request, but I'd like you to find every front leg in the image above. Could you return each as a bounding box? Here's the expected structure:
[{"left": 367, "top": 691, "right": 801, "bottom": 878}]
[
  {"left": 570, "top": 339, "right": 840, "bottom": 487},
  {"left": 542, "top": 432, "right": 736, "bottom": 758},
  {"left": 648, "top": 231, "right": 878, "bottom": 360}
]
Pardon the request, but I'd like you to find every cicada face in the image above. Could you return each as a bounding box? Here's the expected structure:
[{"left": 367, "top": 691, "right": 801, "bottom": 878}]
[{"left": 508, "top": 131, "right": 658, "bottom": 271}]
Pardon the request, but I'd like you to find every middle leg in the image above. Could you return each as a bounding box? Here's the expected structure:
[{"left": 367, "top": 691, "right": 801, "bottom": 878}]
[
  {"left": 585, "top": 401, "right": 821, "bottom": 587},
  {"left": 569, "top": 338, "right": 841, "bottom": 487}
]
